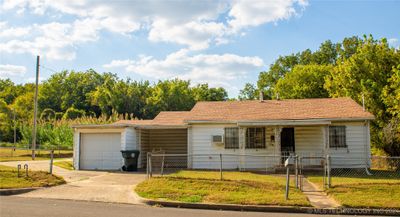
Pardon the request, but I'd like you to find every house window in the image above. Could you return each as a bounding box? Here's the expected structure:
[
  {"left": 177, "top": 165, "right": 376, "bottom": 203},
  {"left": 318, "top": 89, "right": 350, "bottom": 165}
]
[
  {"left": 329, "top": 126, "right": 347, "bottom": 148},
  {"left": 246, "top": 127, "right": 265, "bottom": 149},
  {"left": 225, "top": 127, "right": 239, "bottom": 149}
]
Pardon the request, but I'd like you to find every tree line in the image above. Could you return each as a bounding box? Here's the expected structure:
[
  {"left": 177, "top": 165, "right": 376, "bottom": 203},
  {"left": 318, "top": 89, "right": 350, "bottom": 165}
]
[
  {"left": 0, "top": 74, "right": 227, "bottom": 146},
  {"left": 239, "top": 35, "right": 400, "bottom": 156},
  {"left": 0, "top": 35, "right": 399, "bottom": 155}
]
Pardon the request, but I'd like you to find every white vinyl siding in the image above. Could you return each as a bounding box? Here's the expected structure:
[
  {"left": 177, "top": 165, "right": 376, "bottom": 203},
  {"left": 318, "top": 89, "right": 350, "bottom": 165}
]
[
  {"left": 190, "top": 125, "right": 276, "bottom": 169},
  {"left": 295, "top": 126, "right": 325, "bottom": 156},
  {"left": 123, "top": 127, "right": 137, "bottom": 150},
  {"left": 328, "top": 122, "right": 370, "bottom": 168}
]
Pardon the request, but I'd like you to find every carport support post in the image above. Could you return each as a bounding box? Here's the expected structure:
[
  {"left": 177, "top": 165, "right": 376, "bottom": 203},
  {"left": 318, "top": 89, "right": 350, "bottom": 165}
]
[{"left": 49, "top": 150, "right": 54, "bottom": 174}]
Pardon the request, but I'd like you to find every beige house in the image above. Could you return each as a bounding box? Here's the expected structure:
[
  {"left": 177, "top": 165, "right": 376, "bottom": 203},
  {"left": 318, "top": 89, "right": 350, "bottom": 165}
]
[{"left": 73, "top": 97, "right": 374, "bottom": 170}]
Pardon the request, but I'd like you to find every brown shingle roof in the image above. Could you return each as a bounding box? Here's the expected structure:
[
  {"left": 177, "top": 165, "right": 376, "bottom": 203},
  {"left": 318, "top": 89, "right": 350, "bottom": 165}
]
[
  {"left": 186, "top": 98, "right": 374, "bottom": 122},
  {"left": 113, "top": 98, "right": 373, "bottom": 126}
]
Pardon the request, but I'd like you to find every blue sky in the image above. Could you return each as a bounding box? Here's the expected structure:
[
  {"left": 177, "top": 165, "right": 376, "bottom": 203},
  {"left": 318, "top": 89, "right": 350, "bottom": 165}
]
[{"left": 0, "top": 0, "right": 399, "bottom": 97}]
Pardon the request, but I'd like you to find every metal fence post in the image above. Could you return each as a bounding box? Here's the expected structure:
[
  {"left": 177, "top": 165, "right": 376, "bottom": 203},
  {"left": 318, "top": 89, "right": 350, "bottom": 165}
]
[
  {"left": 161, "top": 155, "right": 165, "bottom": 176},
  {"left": 299, "top": 157, "right": 303, "bottom": 191},
  {"left": 149, "top": 153, "right": 153, "bottom": 178},
  {"left": 49, "top": 150, "right": 54, "bottom": 174},
  {"left": 146, "top": 152, "right": 150, "bottom": 179},
  {"left": 285, "top": 162, "right": 290, "bottom": 200},
  {"left": 295, "top": 155, "right": 299, "bottom": 189},
  {"left": 327, "top": 155, "right": 331, "bottom": 188},
  {"left": 219, "top": 154, "right": 223, "bottom": 180}
]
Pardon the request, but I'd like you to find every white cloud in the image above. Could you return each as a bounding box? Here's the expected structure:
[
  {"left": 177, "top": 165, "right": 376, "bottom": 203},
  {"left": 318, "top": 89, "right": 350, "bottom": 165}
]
[
  {"left": 1, "top": 0, "right": 307, "bottom": 59},
  {"left": 0, "top": 64, "right": 27, "bottom": 78},
  {"left": 103, "top": 59, "right": 135, "bottom": 68},
  {"left": 0, "top": 22, "right": 31, "bottom": 38},
  {"left": 388, "top": 38, "right": 398, "bottom": 48},
  {"left": 103, "top": 49, "right": 264, "bottom": 91},
  {"left": 228, "top": 0, "right": 307, "bottom": 32}
]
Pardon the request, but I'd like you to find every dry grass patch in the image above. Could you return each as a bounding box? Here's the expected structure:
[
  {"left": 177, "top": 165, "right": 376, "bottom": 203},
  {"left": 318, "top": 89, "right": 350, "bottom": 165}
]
[
  {"left": 135, "top": 170, "right": 310, "bottom": 207},
  {"left": 0, "top": 165, "right": 65, "bottom": 189},
  {"left": 54, "top": 161, "right": 74, "bottom": 170}
]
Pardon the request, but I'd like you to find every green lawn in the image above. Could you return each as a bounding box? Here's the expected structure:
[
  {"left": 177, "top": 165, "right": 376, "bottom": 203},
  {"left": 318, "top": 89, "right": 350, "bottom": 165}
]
[
  {"left": 54, "top": 161, "right": 74, "bottom": 170},
  {"left": 0, "top": 165, "right": 66, "bottom": 189},
  {"left": 0, "top": 149, "right": 73, "bottom": 162},
  {"left": 135, "top": 170, "right": 310, "bottom": 207},
  {"left": 307, "top": 171, "right": 400, "bottom": 209}
]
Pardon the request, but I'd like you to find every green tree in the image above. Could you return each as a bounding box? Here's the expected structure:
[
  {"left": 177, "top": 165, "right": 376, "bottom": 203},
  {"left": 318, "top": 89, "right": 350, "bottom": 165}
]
[
  {"left": 39, "top": 69, "right": 105, "bottom": 115},
  {"left": 274, "top": 65, "right": 332, "bottom": 99},
  {"left": 90, "top": 75, "right": 152, "bottom": 119},
  {"left": 192, "top": 84, "right": 227, "bottom": 101},
  {"left": 11, "top": 91, "right": 34, "bottom": 122},
  {"left": 382, "top": 65, "right": 400, "bottom": 119},
  {"left": 238, "top": 83, "right": 258, "bottom": 100},
  {"left": 325, "top": 36, "right": 400, "bottom": 127},
  {"left": 0, "top": 79, "right": 27, "bottom": 105},
  {"left": 146, "top": 79, "right": 195, "bottom": 117},
  {"left": 0, "top": 99, "right": 13, "bottom": 142}
]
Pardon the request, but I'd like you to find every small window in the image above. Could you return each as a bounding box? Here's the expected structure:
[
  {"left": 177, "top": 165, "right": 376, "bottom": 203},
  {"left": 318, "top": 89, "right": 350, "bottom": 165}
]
[
  {"left": 329, "top": 126, "right": 347, "bottom": 148},
  {"left": 224, "top": 127, "right": 239, "bottom": 149},
  {"left": 246, "top": 127, "right": 265, "bottom": 149}
]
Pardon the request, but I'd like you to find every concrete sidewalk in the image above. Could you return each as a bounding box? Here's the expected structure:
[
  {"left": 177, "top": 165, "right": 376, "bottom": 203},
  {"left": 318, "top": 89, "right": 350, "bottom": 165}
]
[
  {"left": 0, "top": 160, "right": 146, "bottom": 204},
  {"left": 301, "top": 178, "right": 340, "bottom": 208}
]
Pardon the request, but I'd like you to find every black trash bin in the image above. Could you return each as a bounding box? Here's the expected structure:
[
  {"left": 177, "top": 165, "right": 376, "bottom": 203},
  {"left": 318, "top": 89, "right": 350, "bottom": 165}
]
[{"left": 121, "top": 150, "right": 140, "bottom": 171}]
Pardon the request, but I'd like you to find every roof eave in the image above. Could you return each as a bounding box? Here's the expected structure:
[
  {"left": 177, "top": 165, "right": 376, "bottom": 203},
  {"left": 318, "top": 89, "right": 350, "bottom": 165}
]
[
  {"left": 186, "top": 117, "right": 375, "bottom": 125},
  {"left": 72, "top": 124, "right": 132, "bottom": 129},
  {"left": 135, "top": 125, "right": 188, "bottom": 129}
]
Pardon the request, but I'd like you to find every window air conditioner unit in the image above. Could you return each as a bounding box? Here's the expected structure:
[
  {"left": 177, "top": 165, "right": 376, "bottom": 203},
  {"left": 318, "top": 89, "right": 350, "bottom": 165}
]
[{"left": 212, "top": 135, "right": 224, "bottom": 144}]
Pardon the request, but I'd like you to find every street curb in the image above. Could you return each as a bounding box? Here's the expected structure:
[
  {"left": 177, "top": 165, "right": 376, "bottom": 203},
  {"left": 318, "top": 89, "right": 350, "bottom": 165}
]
[
  {"left": 0, "top": 187, "right": 43, "bottom": 196},
  {"left": 140, "top": 198, "right": 400, "bottom": 216},
  {"left": 140, "top": 198, "right": 311, "bottom": 213}
]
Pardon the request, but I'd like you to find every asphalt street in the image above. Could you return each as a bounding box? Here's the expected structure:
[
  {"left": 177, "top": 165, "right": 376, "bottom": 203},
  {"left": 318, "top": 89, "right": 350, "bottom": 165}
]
[{"left": 0, "top": 196, "right": 385, "bottom": 217}]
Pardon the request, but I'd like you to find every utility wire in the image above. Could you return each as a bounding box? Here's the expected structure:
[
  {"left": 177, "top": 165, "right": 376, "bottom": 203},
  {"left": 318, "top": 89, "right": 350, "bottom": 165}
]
[{"left": 40, "top": 65, "right": 58, "bottom": 73}]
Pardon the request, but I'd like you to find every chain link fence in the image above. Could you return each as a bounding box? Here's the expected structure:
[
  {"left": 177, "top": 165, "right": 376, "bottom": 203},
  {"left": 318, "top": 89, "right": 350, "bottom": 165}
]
[
  {"left": 328, "top": 156, "right": 400, "bottom": 183},
  {"left": 146, "top": 153, "right": 302, "bottom": 178},
  {"left": 146, "top": 153, "right": 399, "bottom": 187}
]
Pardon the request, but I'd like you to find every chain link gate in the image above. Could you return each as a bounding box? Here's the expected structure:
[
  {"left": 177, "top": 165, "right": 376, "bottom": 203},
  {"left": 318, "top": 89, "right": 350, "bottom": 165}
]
[{"left": 299, "top": 156, "right": 328, "bottom": 191}]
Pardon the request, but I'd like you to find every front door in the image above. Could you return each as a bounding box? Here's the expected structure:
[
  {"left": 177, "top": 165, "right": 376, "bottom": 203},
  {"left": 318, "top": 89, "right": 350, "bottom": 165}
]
[{"left": 281, "top": 128, "right": 295, "bottom": 154}]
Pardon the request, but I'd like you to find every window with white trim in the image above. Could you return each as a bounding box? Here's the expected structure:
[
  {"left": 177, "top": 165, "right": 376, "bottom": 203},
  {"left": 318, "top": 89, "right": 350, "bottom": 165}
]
[
  {"left": 329, "top": 126, "right": 347, "bottom": 148},
  {"left": 224, "top": 127, "right": 239, "bottom": 149},
  {"left": 246, "top": 127, "right": 265, "bottom": 149}
]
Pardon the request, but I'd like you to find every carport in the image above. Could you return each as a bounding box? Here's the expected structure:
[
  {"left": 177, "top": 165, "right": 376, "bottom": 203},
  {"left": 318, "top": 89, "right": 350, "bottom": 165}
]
[
  {"left": 73, "top": 111, "right": 190, "bottom": 171},
  {"left": 138, "top": 127, "right": 188, "bottom": 168}
]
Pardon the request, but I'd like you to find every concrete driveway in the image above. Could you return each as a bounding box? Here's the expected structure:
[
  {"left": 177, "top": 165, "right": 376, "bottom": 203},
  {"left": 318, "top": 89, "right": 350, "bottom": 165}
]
[{"left": 0, "top": 159, "right": 147, "bottom": 204}]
